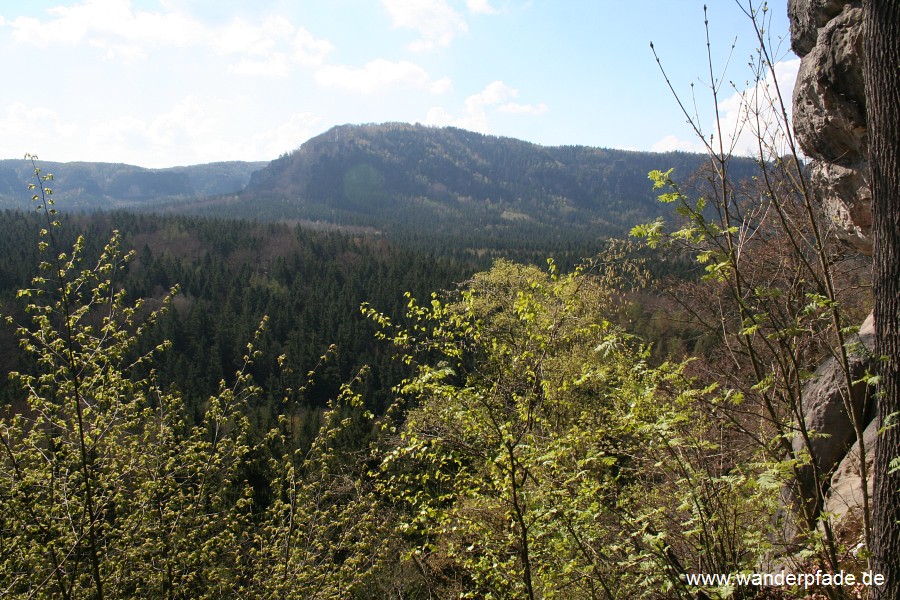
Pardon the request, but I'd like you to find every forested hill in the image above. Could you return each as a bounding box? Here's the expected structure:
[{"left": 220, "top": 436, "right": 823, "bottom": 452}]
[
  {"left": 171, "top": 123, "right": 761, "bottom": 241},
  {"left": 4, "top": 124, "right": 763, "bottom": 247},
  {"left": 0, "top": 159, "right": 266, "bottom": 210}
]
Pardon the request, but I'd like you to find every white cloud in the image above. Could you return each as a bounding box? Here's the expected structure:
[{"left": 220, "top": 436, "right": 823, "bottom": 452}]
[
  {"left": 315, "top": 59, "right": 436, "bottom": 94},
  {"left": 5, "top": 0, "right": 332, "bottom": 72},
  {"left": 85, "top": 95, "right": 214, "bottom": 158},
  {"left": 651, "top": 58, "right": 801, "bottom": 157},
  {"left": 292, "top": 27, "right": 334, "bottom": 66},
  {"left": 0, "top": 96, "right": 238, "bottom": 166},
  {"left": 9, "top": 0, "right": 205, "bottom": 54},
  {"left": 457, "top": 81, "right": 517, "bottom": 130},
  {"left": 426, "top": 80, "right": 546, "bottom": 132},
  {"left": 467, "top": 0, "right": 499, "bottom": 15},
  {"left": 467, "top": 80, "right": 518, "bottom": 106},
  {"left": 83, "top": 103, "right": 325, "bottom": 165},
  {"left": 498, "top": 102, "right": 548, "bottom": 115},
  {"left": 723, "top": 58, "right": 801, "bottom": 158},
  {"left": 0, "top": 102, "right": 79, "bottom": 158},
  {"left": 229, "top": 53, "right": 291, "bottom": 77},
  {"left": 429, "top": 77, "right": 453, "bottom": 95},
  {"left": 249, "top": 112, "right": 326, "bottom": 158},
  {"left": 380, "top": 0, "right": 468, "bottom": 51},
  {"left": 424, "top": 106, "right": 455, "bottom": 127},
  {"left": 154, "top": 96, "right": 216, "bottom": 142},
  {"left": 87, "top": 114, "right": 151, "bottom": 148},
  {"left": 650, "top": 134, "right": 706, "bottom": 154},
  {"left": 213, "top": 16, "right": 287, "bottom": 57}
]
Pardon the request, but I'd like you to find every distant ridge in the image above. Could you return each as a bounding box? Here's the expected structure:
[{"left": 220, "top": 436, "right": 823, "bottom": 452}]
[
  {"left": 0, "top": 159, "right": 267, "bottom": 210},
  {"left": 3, "top": 124, "right": 762, "bottom": 244}
]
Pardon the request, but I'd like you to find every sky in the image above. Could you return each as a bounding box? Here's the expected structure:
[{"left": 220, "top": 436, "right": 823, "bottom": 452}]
[{"left": 0, "top": 0, "right": 799, "bottom": 168}]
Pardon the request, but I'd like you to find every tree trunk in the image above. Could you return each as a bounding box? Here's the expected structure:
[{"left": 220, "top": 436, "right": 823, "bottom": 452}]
[{"left": 864, "top": 1, "right": 900, "bottom": 598}]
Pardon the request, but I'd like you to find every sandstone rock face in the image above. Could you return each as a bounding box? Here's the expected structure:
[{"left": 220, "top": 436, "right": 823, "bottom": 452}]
[
  {"left": 792, "top": 313, "right": 876, "bottom": 515},
  {"left": 789, "top": 0, "right": 871, "bottom": 254},
  {"left": 788, "top": 0, "right": 848, "bottom": 56},
  {"left": 809, "top": 161, "right": 872, "bottom": 254},
  {"left": 825, "top": 416, "right": 877, "bottom": 524},
  {"left": 779, "top": 0, "right": 875, "bottom": 553},
  {"left": 792, "top": 6, "right": 866, "bottom": 161}
]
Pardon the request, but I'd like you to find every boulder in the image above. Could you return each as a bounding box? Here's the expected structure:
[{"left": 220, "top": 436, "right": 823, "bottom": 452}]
[
  {"left": 792, "top": 314, "right": 875, "bottom": 514},
  {"left": 824, "top": 415, "right": 877, "bottom": 524}
]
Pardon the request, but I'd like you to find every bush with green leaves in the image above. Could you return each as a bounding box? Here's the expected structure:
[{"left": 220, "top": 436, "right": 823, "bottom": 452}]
[
  {"left": 364, "top": 257, "right": 777, "bottom": 599},
  {"left": 0, "top": 161, "right": 258, "bottom": 598},
  {"left": 636, "top": 3, "right": 875, "bottom": 591}
]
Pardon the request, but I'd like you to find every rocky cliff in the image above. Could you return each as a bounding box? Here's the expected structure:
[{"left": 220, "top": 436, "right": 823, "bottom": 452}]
[
  {"left": 789, "top": 0, "right": 874, "bottom": 542},
  {"left": 790, "top": 0, "right": 871, "bottom": 255}
]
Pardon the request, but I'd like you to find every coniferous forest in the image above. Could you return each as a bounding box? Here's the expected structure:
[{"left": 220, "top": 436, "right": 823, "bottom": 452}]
[{"left": 0, "top": 142, "right": 875, "bottom": 598}]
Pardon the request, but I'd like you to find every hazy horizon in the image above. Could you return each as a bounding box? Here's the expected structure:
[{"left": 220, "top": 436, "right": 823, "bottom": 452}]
[{"left": 1, "top": 0, "right": 797, "bottom": 168}]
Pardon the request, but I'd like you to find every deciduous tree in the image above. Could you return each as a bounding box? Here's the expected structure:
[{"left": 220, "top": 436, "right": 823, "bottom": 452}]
[{"left": 864, "top": 1, "right": 900, "bottom": 598}]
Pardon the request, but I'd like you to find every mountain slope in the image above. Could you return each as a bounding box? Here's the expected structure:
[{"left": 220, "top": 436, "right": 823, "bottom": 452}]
[
  {"left": 5, "top": 124, "right": 762, "bottom": 248},
  {"left": 0, "top": 159, "right": 266, "bottom": 210},
  {"left": 185, "top": 123, "right": 760, "bottom": 241}
]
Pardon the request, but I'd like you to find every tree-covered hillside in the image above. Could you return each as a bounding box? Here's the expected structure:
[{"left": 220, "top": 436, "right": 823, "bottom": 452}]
[
  {"left": 4, "top": 125, "right": 763, "bottom": 252},
  {"left": 0, "top": 159, "right": 266, "bottom": 210},
  {"left": 166, "top": 123, "right": 762, "bottom": 242}
]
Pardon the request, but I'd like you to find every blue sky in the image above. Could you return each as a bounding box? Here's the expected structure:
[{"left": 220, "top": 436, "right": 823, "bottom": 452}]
[{"left": 0, "top": 0, "right": 798, "bottom": 168}]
